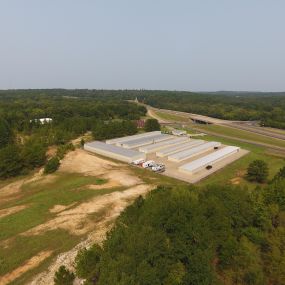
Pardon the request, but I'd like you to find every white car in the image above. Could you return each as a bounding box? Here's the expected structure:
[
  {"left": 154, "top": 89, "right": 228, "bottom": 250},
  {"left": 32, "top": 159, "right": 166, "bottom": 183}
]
[
  {"left": 142, "top": 160, "right": 155, "bottom": 168},
  {"left": 131, "top": 159, "right": 145, "bottom": 165},
  {"left": 152, "top": 164, "right": 165, "bottom": 172}
]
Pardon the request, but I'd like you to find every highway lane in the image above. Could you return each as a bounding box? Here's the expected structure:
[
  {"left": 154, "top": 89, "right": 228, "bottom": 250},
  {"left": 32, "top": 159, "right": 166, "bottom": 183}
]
[{"left": 146, "top": 105, "right": 285, "bottom": 141}]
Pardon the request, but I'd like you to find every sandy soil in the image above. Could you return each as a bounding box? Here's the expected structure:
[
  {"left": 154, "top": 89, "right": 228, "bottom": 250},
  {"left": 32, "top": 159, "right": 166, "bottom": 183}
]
[
  {"left": 0, "top": 205, "right": 27, "bottom": 219},
  {"left": 0, "top": 169, "right": 55, "bottom": 205},
  {"left": 49, "top": 203, "right": 76, "bottom": 214},
  {"left": 87, "top": 180, "right": 120, "bottom": 190},
  {"left": 46, "top": 146, "right": 57, "bottom": 159},
  {"left": 29, "top": 184, "right": 154, "bottom": 285},
  {"left": 1, "top": 148, "right": 154, "bottom": 285},
  {"left": 23, "top": 184, "right": 152, "bottom": 236},
  {"left": 59, "top": 149, "right": 121, "bottom": 176},
  {"left": 0, "top": 251, "right": 53, "bottom": 285}
]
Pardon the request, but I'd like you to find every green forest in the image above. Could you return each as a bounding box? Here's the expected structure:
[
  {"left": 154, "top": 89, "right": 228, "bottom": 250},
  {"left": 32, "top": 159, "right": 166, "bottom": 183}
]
[
  {"left": 0, "top": 91, "right": 146, "bottom": 178},
  {"left": 73, "top": 173, "right": 285, "bottom": 285},
  {"left": 2, "top": 89, "right": 285, "bottom": 128},
  {"left": 1, "top": 90, "right": 285, "bottom": 285},
  {"left": 136, "top": 91, "right": 285, "bottom": 129}
]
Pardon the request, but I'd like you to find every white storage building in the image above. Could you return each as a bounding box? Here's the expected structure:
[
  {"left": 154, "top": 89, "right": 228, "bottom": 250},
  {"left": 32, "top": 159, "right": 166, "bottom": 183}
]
[
  {"left": 105, "top": 131, "right": 161, "bottom": 145},
  {"left": 121, "top": 134, "right": 173, "bottom": 149},
  {"left": 139, "top": 137, "right": 189, "bottom": 153},
  {"left": 168, "top": 141, "right": 221, "bottom": 162},
  {"left": 84, "top": 141, "right": 146, "bottom": 163},
  {"left": 156, "top": 140, "right": 205, "bottom": 157},
  {"left": 179, "top": 146, "right": 240, "bottom": 175}
]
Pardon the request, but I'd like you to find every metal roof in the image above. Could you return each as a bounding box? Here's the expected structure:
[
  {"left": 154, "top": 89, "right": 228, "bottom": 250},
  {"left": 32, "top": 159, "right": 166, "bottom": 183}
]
[
  {"left": 168, "top": 141, "right": 221, "bottom": 161},
  {"left": 179, "top": 146, "right": 240, "bottom": 173},
  {"left": 122, "top": 134, "right": 172, "bottom": 148},
  {"left": 106, "top": 131, "right": 161, "bottom": 144},
  {"left": 84, "top": 141, "right": 143, "bottom": 158},
  {"left": 139, "top": 137, "right": 189, "bottom": 153},
  {"left": 157, "top": 140, "right": 204, "bottom": 156}
]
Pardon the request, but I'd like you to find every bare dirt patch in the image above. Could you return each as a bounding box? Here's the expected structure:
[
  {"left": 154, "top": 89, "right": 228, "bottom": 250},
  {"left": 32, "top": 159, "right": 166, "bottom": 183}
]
[
  {"left": 49, "top": 203, "right": 76, "bottom": 214},
  {"left": 46, "top": 146, "right": 57, "bottom": 159},
  {"left": 23, "top": 184, "right": 153, "bottom": 236},
  {"left": 87, "top": 180, "right": 120, "bottom": 190},
  {"left": 102, "top": 170, "right": 142, "bottom": 187},
  {"left": 0, "top": 251, "right": 53, "bottom": 285},
  {"left": 59, "top": 149, "right": 121, "bottom": 176},
  {"left": 29, "top": 184, "right": 155, "bottom": 285},
  {"left": 0, "top": 170, "right": 55, "bottom": 205},
  {"left": 230, "top": 177, "right": 241, "bottom": 185},
  {"left": 0, "top": 205, "right": 27, "bottom": 219}
]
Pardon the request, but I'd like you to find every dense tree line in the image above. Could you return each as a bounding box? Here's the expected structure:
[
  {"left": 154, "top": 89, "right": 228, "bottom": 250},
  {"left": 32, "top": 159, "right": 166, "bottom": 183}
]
[
  {"left": 1, "top": 89, "right": 285, "bottom": 129},
  {"left": 92, "top": 120, "right": 138, "bottom": 140},
  {"left": 136, "top": 91, "right": 285, "bottom": 129},
  {"left": 0, "top": 92, "right": 146, "bottom": 179},
  {"left": 71, "top": 169, "right": 285, "bottom": 285}
]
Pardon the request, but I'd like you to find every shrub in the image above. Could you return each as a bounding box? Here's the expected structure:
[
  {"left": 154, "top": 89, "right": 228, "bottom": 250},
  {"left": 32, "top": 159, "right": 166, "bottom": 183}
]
[
  {"left": 56, "top": 143, "right": 75, "bottom": 160},
  {"left": 54, "top": 265, "right": 75, "bottom": 285},
  {"left": 144, "top": 119, "right": 160, "bottom": 132},
  {"left": 247, "top": 160, "right": 269, "bottom": 183},
  {"left": 44, "top": 156, "right": 60, "bottom": 174}
]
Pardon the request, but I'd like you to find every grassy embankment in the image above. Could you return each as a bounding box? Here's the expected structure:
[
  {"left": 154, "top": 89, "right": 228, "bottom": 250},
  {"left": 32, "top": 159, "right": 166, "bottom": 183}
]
[
  {"left": 154, "top": 110, "right": 189, "bottom": 123},
  {"left": 0, "top": 173, "right": 120, "bottom": 284},
  {"left": 0, "top": 160, "right": 187, "bottom": 285}
]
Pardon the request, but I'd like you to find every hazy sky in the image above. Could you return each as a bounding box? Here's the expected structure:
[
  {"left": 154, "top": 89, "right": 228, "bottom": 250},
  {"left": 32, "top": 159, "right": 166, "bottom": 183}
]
[{"left": 0, "top": 0, "right": 284, "bottom": 91}]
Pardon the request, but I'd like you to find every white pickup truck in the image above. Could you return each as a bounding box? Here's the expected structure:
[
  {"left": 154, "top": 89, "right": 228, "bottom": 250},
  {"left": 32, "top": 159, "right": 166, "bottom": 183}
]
[
  {"left": 152, "top": 164, "right": 165, "bottom": 172},
  {"left": 142, "top": 160, "right": 155, "bottom": 168}
]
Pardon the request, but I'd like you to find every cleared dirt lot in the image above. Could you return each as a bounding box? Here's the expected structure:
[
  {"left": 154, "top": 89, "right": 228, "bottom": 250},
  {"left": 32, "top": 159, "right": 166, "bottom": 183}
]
[{"left": 0, "top": 149, "right": 155, "bottom": 285}]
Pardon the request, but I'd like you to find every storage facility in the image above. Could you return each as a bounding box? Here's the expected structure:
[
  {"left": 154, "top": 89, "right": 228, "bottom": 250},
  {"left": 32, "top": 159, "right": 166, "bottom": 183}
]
[
  {"left": 156, "top": 140, "right": 205, "bottom": 157},
  {"left": 106, "top": 131, "right": 161, "bottom": 145},
  {"left": 121, "top": 134, "right": 173, "bottom": 149},
  {"left": 179, "top": 146, "right": 240, "bottom": 175},
  {"left": 139, "top": 137, "right": 189, "bottom": 153},
  {"left": 84, "top": 141, "right": 146, "bottom": 163},
  {"left": 84, "top": 131, "right": 245, "bottom": 183},
  {"left": 168, "top": 142, "right": 221, "bottom": 162}
]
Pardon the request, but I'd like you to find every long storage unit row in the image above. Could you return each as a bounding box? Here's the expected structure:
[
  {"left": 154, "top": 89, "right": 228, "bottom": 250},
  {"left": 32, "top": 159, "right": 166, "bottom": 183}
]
[
  {"left": 105, "top": 131, "right": 161, "bottom": 145},
  {"left": 139, "top": 137, "right": 189, "bottom": 153},
  {"left": 179, "top": 146, "right": 240, "bottom": 175},
  {"left": 121, "top": 134, "right": 173, "bottom": 149},
  {"left": 156, "top": 140, "right": 205, "bottom": 157},
  {"left": 168, "top": 141, "right": 221, "bottom": 162},
  {"left": 84, "top": 141, "right": 146, "bottom": 163}
]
